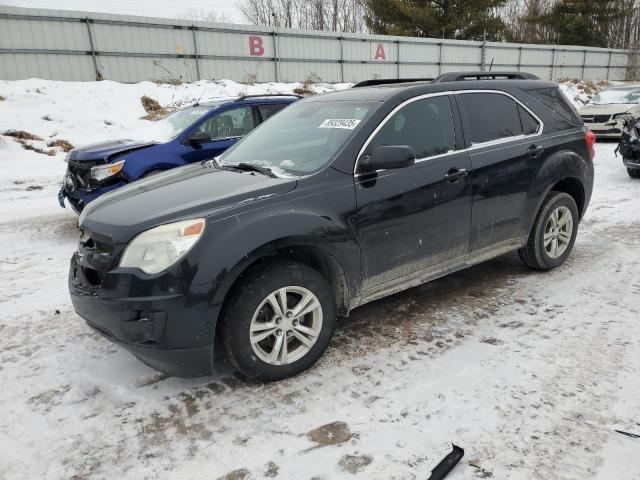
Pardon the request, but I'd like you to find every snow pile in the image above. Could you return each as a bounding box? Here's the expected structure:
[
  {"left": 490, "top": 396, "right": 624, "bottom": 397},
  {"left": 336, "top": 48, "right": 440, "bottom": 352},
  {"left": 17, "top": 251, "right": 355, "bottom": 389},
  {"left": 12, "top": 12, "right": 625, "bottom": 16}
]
[
  {"left": 0, "top": 78, "right": 350, "bottom": 220},
  {"left": 0, "top": 78, "right": 350, "bottom": 155}
]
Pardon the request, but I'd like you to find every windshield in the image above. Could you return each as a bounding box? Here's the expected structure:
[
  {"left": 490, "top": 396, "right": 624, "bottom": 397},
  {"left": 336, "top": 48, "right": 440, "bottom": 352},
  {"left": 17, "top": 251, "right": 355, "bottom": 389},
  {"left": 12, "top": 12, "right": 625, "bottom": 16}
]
[
  {"left": 219, "top": 101, "right": 378, "bottom": 176},
  {"left": 136, "top": 106, "right": 213, "bottom": 142},
  {"left": 590, "top": 88, "right": 640, "bottom": 105}
]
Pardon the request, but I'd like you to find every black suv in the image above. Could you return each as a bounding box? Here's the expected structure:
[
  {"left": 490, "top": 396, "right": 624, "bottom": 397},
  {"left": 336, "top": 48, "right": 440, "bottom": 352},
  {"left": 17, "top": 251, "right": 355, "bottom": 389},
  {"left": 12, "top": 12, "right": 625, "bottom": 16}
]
[{"left": 69, "top": 72, "right": 595, "bottom": 381}]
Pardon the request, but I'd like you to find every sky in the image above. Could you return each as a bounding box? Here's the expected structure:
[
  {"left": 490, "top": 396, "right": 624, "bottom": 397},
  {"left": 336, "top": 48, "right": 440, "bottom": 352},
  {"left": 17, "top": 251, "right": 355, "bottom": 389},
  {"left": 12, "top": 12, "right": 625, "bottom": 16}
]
[{"left": 0, "top": 0, "right": 245, "bottom": 23}]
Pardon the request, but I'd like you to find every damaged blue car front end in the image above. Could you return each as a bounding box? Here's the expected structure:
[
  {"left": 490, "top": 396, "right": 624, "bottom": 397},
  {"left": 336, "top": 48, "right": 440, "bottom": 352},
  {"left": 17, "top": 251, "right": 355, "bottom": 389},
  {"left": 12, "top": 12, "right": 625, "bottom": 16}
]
[
  {"left": 58, "top": 96, "right": 299, "bottom": 212},
  {"left": 59, "top": 140, "right": 156, "bottom": 213}
]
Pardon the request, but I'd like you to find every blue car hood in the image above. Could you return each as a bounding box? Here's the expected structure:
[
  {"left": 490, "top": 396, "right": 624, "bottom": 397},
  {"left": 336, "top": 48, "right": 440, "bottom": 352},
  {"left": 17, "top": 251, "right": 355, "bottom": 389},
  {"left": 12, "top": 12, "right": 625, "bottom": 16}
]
[{"left": 67, "top": 139, "right": 157, "bottom": 163}]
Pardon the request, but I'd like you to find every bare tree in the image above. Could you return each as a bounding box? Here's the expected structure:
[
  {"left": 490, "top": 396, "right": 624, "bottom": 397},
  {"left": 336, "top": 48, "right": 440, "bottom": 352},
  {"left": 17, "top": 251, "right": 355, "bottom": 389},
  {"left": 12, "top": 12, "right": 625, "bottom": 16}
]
[
  {"left": 179, "top": 9, "right": 231, "bottom": 23},
  {"left": 502, "top": 0, "right": 556, "bottom": 44},
  {"left": 237, "top": 0, "right": 368, "bottom": 32}
]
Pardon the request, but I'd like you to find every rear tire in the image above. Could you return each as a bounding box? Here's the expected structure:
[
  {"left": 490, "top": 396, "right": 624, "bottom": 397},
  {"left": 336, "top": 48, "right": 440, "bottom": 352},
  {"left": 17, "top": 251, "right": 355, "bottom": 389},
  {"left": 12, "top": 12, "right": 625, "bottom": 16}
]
[
  {"left": 220, "top": 261, "right": 336, "bottom": 381},
  {"left": 518, "top": 191, "right": 579, "bottom": 271},
  {"left": 628, "top": 168, "right": 640, "bottom": 179}
]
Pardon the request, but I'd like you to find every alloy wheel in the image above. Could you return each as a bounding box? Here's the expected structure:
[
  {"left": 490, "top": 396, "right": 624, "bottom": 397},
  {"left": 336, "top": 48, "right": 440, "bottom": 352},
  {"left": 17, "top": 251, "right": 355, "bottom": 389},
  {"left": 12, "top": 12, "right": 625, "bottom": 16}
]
[
  {"left": 544, "top": 205, "right": 573, "bottom": 258},
  {"left": 249, "top": 286, "right": 323, "bottom": 365}
]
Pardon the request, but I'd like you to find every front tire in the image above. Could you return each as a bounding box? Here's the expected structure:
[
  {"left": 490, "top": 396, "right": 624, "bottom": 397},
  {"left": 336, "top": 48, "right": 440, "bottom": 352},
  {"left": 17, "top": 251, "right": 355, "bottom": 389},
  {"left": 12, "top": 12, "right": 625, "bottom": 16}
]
[
  {"left": 518, "top": 191, "right": 579, "bottom": 270},
  {"left": 628, "top": 168, "right": 640, "bottom": 179},
  {"left": 221, "top": 261, "right": 336, "bottom": 381}
]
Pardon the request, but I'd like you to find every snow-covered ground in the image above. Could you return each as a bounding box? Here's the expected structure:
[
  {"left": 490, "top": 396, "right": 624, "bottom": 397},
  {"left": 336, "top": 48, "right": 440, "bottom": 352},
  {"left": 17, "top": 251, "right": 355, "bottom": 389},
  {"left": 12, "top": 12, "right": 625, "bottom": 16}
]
[{"left": 1, "top": 79, "right": 639, "bottom": 479}]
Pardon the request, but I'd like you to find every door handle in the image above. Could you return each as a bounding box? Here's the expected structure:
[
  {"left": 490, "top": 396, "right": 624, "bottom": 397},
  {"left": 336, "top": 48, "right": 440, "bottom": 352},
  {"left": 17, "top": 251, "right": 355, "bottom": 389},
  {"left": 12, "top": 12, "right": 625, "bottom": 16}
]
[
  {"left": 528, "top": 144, "right": 545, "bottom": 158},
  {"left": 444, "top": 168, "right": 468, "bottom": 183}
]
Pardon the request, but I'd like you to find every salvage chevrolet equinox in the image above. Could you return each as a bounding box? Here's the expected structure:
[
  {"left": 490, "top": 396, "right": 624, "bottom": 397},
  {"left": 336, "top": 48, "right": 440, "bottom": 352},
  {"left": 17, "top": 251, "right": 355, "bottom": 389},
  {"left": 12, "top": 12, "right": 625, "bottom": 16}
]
[{"left": 69, "top": 72, "right": 595, "bottom": 381}]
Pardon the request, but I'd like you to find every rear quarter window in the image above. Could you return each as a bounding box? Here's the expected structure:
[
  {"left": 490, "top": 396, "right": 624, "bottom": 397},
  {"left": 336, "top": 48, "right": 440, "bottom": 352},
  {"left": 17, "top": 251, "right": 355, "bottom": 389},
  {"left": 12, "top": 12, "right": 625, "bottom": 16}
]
[
  {"left": 524, "top": 87, "right": 582, "bottom": 125},
  {"left": 518, "top": 104, "right": 540, "bottom": 135}
]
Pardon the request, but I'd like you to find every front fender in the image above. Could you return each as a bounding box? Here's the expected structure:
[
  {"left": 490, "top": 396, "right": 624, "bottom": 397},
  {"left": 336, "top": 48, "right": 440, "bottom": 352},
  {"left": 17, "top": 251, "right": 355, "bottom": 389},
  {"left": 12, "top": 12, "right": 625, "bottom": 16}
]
[
  {"left": 120, "top": 144, "right": 184, "bottom": 180},
  {"left": 191, "top": 176, "right": 359, "bottom": 313}
]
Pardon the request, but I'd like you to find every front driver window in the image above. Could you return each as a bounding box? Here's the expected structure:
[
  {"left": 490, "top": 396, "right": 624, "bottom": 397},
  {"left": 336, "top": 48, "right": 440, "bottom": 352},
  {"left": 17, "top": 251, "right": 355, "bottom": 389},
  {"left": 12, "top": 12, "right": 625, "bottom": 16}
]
[
  {"left": 367, "top": 96, "right": 456, "bottom": 159},
  {"left": 198, "top": 106, "right": 255, "bottom": 141}
]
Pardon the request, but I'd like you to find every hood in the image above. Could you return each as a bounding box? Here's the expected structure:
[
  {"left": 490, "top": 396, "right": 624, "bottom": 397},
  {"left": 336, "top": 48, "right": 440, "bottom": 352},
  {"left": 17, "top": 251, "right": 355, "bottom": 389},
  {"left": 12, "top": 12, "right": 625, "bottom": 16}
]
[
  {"left": 579, "top": 103, "right": 638, "bottom": 115},
  {"left": 67, "top": 139, "right": 157, "bottom": 163},
  {"left": 80, "top": 163, "right": 297, "bottom": 241}
]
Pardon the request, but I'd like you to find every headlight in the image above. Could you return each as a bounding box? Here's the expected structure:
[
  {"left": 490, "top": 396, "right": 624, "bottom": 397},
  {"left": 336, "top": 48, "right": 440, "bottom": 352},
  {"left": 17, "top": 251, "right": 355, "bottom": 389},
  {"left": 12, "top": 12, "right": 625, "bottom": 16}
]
[
  {"left": 91, "top": 160, "right": 125, "bottom": 181},
  {"left": 613, "top": 113, "right": 626, "bottom": 120},
  {"left": 119, "top": 218, "right": 205, "bottom": 274}
]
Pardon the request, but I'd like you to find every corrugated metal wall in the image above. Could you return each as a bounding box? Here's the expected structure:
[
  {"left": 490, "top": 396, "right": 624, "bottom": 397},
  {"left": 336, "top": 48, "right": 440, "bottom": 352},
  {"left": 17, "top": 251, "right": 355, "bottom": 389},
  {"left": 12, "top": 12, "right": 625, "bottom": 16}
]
[{"left": 0, "top": 5, "right": 629, "bottom": 83}]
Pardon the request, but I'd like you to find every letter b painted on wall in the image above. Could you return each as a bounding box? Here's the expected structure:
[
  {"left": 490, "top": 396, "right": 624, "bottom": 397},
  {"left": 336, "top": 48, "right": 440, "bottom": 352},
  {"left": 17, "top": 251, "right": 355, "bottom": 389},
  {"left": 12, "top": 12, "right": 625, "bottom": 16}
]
[{"left": 249, "top": 35, "right": 265, "bottom": 56}]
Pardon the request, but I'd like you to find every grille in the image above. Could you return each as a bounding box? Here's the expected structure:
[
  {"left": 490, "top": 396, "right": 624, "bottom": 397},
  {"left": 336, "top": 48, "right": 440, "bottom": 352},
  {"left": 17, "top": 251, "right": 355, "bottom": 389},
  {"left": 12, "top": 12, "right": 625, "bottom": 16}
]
[
  {"left": 581, "top": 114, "right": 612, "bottom": 123},
  {"left": 80, "top": 229, "right": 115, "bottom": 256},
  {"left": 66, "top": 161, "right": 93, "bottom": 190}
]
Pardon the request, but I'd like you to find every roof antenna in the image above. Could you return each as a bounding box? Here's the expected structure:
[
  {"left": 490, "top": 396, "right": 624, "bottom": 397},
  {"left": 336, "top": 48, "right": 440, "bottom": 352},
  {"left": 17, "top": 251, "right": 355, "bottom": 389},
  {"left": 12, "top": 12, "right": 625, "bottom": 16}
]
[{"left": 193, "top": 88, "right": 207, "bottom": 106}]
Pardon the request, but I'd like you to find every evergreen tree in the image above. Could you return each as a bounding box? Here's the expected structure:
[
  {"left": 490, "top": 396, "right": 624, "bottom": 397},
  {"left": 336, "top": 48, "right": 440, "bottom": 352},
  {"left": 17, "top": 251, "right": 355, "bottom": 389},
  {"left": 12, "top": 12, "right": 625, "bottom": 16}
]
[
  {"left": 364, "top": 0, "right": 509, "bottom": 41},
  {"left": 534, "top": 0, "right": 625, "bottom": 47}
]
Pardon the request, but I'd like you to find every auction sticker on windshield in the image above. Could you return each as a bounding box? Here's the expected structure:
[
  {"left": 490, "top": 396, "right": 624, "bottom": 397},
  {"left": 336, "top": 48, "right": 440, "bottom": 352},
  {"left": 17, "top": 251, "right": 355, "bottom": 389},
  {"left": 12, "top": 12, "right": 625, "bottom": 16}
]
[{"left": 319, "top": 118, "right": 361, "bottom": 129}]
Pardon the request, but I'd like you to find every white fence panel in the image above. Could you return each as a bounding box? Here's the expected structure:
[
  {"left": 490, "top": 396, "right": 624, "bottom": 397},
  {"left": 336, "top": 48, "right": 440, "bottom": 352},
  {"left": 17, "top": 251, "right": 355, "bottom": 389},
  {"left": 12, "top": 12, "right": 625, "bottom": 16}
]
[{"left": 0, "top": 5, "right": 629, "bottom": 83}]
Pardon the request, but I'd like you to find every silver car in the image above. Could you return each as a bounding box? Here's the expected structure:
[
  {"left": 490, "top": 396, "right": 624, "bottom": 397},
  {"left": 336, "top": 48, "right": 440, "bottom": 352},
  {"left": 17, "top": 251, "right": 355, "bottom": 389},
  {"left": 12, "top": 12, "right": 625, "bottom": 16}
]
[{"left": 579, "top": 85, "right": 640, "bottom": 138}]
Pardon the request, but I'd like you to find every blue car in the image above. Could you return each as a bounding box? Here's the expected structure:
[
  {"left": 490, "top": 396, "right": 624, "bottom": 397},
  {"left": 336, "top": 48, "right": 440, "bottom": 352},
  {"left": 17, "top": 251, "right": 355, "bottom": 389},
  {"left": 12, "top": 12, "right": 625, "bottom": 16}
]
[{"left": 58, "top": 94, "right": 299, "bottom": 212}]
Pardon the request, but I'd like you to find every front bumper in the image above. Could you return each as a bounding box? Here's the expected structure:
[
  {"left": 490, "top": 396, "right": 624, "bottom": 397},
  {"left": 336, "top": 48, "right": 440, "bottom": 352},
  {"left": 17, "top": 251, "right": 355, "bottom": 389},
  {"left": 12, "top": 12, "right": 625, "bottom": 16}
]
[
  {"left": 584, "top": 120, "right": 623, "bottom": 138},
  {"left": 623, "top": 157, "right": 640, "bottom": 170},
  {"left": 69, "top": 251, "right": 219, "bottom": 377},
  {"left": 59, "top": 181, "right": 126, "bottom": 213}
]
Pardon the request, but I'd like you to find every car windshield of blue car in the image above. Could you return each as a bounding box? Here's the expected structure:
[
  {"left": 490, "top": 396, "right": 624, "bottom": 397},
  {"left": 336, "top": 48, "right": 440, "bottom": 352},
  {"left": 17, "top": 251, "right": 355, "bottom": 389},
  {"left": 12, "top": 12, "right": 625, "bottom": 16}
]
[
  {"left": 218, "top": 101, "right": 378, "bottom": 176},
  {"left": 137, "top": 106, "right": 213, "bottom": 142},
  {"left": 590, "top": 88, "right": 640, "bottom": 105}
]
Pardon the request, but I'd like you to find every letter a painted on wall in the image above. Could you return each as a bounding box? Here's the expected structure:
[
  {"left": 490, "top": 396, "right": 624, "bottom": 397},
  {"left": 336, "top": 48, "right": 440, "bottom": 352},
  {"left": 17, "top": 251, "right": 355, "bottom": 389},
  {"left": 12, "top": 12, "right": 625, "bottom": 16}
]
[
  {"left": 374, "top": 43, "right": 386, "bottom": 60},
  {"left": 249, "top": 36, "right": 264, "bottom": 56}
]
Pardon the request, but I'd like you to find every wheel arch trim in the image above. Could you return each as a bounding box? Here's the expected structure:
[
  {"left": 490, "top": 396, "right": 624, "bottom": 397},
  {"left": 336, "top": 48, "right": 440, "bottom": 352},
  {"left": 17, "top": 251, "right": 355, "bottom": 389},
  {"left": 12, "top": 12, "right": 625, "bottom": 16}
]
[{"left": 211, "top": 238, "right": 352, "bottom": 319}]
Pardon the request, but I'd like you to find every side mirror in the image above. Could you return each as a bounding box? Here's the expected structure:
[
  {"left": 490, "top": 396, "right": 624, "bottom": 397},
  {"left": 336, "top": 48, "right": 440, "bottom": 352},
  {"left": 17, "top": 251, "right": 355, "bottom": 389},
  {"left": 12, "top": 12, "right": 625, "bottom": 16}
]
[
  {"left": 360, "top": 145, "right": 415, "bottom": 172},
  {"left": 187, "top": 131, "right": 212, "bottom": 145}
]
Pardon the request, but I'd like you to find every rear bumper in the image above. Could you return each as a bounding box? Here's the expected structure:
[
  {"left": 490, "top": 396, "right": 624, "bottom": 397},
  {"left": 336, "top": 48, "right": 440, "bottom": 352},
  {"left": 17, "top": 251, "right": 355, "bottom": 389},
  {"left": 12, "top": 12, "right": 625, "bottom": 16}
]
[{"left": 69, "top": 253, "right": 219, "bottom": 377}]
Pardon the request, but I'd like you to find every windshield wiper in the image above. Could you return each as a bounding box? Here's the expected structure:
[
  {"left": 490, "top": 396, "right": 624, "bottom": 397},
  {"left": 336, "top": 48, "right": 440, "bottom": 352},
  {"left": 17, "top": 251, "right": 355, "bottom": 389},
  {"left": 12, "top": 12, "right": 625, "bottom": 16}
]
[
  {"left": 204, "top": 158, "right": 279, "bottom": 178},
  {"left": 236, "top": 163, "right": 278, "bottom": 178}
]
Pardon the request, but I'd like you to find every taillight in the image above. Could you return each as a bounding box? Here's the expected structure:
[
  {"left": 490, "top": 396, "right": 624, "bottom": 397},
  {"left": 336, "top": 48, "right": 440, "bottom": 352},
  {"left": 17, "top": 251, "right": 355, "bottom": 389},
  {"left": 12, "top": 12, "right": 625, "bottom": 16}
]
[{"left": 585, "top": 129, "right": 596, "bottom": 160}]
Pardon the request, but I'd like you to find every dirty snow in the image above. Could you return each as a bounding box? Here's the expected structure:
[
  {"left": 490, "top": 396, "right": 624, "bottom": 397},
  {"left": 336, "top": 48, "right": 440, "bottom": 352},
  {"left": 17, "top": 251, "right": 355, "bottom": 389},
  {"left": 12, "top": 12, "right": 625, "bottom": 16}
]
[{"left": 1, "top": 79, "right": 640, "bottom": 479}]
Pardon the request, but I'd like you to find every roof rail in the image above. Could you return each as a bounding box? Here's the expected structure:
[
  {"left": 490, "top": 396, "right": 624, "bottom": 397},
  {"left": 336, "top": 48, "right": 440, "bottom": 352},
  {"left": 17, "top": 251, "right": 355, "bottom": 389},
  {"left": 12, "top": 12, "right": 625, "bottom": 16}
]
[
  {"left": 352, "top": 78, "right": 434, "bottom": 88},
  {"left": 433, "top": 71, "right": 540, "bottom": 83},
  {"left": 236, "top": 93, "right": 302, "bottom": 100}
]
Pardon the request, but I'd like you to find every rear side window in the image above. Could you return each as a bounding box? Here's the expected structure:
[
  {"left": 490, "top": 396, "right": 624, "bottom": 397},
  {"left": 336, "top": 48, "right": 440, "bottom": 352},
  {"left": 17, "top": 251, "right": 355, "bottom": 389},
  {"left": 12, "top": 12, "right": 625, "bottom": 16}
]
[
  {"left": 460, "top": 93, "right": 521, "bottom": 144},
  {"left": 525, "top": 87, "right": 581, "bottom": 124},
  {"left": 518, "top": 105, "right": 540, "bottom": 135},
  {"left": 367, "top": 96, "right": 455, "bottom": 159},
  {"left": 259, "top": 104, "right": 287, "bottom": 121}
]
